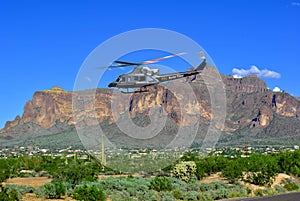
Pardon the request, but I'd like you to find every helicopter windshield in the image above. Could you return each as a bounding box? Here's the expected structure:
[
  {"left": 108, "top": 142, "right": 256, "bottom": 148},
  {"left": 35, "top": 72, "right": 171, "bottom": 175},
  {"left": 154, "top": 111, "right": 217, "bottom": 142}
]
[{"left": 116, "top": 76, "right": 126, "bottom": 82}]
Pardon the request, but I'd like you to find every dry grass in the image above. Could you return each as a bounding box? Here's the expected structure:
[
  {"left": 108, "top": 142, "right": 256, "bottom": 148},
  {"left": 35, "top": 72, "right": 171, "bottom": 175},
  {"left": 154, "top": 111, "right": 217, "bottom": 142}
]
[
  {"left": 199, "top": 173, "right": 227, "bottom": 183},
  {"left": 3, "top": 177, "right": 52, "bottom": 188}
]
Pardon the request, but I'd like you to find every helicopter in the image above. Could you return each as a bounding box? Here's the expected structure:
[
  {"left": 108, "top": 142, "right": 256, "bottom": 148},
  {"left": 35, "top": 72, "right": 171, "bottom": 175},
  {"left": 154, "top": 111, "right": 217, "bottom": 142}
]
[{"left": 107, "top": 52, "right": 206, "bottom": 93}]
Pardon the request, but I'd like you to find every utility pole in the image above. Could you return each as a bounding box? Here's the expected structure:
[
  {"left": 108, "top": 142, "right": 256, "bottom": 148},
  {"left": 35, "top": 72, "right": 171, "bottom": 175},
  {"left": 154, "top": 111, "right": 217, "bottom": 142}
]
[
  {"left": 244, "top": 139, "right": 249, "bottom": 157},
  {"left": 101, "top": 134, "right": 106, "bottom": 171}
]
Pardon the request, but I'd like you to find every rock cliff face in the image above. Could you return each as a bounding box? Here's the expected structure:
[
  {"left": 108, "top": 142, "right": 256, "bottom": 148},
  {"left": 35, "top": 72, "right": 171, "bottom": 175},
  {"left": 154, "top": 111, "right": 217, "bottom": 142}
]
[
  {"left": 224, "top": 74, "right": 268, "bottom": 93},
  {"left": 1, "top": 75, "right": 300, "bottom": 144}
]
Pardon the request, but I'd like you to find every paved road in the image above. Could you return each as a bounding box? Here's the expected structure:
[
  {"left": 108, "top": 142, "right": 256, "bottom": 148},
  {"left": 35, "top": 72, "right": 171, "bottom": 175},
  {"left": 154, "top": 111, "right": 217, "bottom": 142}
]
[{"left": 226, "top": 192, "right": 300, "bottom": 201}]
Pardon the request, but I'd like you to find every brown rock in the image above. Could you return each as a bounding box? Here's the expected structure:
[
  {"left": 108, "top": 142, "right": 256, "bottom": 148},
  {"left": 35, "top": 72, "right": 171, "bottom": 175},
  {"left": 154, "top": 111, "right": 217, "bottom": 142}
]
[{"left": 1, "top": 74, "right": 300, "bottom": 141}]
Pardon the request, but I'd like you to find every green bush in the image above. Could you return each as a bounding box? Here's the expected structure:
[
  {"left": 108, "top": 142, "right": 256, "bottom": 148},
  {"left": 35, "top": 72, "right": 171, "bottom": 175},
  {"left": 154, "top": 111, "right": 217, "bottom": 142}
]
[
  {"left": 61, "top": 181, "right": 73, "bottom": 196},
  {"left": 198, "top": 181, "right": 227, "bottom": 192},
  {"left": 283, "top": 181, "right": 299, "bottom": 191},
  {"left": 173, "top": 189, "right": 184, "bottom": 200},
  {"left": 197, "top": 192, "right": 213, "bottom": 201},
  {"left": 184, "top": 190, "right": 199, "bottom": 200},
  {"left": 18, "top": 172, "right": 35, "bottom": 178},
  {"left": 150, "top": 176, "right": 173, "bottom": 192},
  {"left": 109, "top": 191, "right": 132, "bottom": 201},
  {"left": 4, "top": 184, "right": 35, "bottom": 197},
  {"left": 159, "top": 191, "right": 176, "bottom": 201},
  {"left": 168, "top": 177, "right": 187, "bottom": 190},
  {"left": 221, "top": 161, "right": 243, "bottom": 183},
  {"left": 139, "top": 190, "right": 158, "bottom": 201},
  {"left": 54, "top": 163, "right": 99, "bottom": 187},
  {"left": 274, "top": 184, "right": 286, "bottom": 193},
  {"left": 36, "top": 181, "right": 66, "bottom": 199},
  {"left": 72, "top": 184, "right": 105, "bottom": 201},
  {"left": 263, "top": 188, "right": 277, "bottom": 196},
  {"left": 254, "top": 189, "right": 264, "bottom": 197},
  {"left": 0, "top": 187, "right": 20, "bottom": 201}
]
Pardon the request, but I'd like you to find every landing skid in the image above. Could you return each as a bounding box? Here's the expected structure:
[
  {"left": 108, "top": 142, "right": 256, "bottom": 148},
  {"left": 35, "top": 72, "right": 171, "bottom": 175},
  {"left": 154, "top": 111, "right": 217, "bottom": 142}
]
[{"left": 120, "top": 87, "right": 150, "bottom": 94}]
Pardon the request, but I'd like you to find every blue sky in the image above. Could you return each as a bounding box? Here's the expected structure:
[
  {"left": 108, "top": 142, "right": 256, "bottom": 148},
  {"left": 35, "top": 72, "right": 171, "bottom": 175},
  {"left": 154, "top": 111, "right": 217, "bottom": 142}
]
[{"left": 0, "top": 0, "right": 300, "bottom": 128}]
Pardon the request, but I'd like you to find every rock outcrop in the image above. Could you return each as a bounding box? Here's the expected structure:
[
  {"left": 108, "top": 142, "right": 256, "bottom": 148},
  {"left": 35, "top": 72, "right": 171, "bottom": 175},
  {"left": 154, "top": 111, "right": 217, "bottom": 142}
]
[
  {"left": 224, "top": 74, "right": 268, "bottom": 94},
  {"left": 1, "top": 75, "right": 300, "bottom": 144}
]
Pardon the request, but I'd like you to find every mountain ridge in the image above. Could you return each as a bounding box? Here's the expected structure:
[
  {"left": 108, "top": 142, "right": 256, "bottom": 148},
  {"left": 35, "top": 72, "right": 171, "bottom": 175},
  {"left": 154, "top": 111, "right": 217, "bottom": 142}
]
[{"left": 1, "top": 73, "right": 300, "bottom": 146}]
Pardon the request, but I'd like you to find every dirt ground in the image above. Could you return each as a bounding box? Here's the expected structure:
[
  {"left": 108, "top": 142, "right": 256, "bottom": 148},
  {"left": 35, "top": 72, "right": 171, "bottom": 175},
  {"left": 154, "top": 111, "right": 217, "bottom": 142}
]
[
  {"left": 3, "top": 177, "right": 52, "bottom": 188},
  {"left": 199, "top": 172, "right": 227, "bottom": 183},
  {"left": 272, "top": 173, "right": 291, "bottom": 187},
  {"left": 198, "top": 172, "right": 292, "bottom": 191},
  {"left": 2, "top": 177, "right": 72, "bottom": 201}
]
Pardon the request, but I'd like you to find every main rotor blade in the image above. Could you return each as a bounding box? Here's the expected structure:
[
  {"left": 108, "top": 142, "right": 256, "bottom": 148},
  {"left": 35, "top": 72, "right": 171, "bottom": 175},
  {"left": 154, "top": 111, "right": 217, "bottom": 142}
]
[
  {"left": 97, "top": 64, "right": 130, "bottom": 69},
  {"left": 101, "top": 51, "right": 187, "bottom": 69},
  {"left": 114, "top": 61, "right": 141, "bottom": 66},
  {"left": 108, "top": 64, "right": 131, "bottom": 68},
  {"left": 141, "top": 52, "right": 186, "bottom": 65}
]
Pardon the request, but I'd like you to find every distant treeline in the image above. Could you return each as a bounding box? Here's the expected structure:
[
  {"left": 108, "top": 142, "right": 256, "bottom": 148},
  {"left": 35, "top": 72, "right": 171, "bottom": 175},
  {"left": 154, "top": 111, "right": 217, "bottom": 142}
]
[{"left": 1, "top": 151, "right": 300, "bottom": 200}]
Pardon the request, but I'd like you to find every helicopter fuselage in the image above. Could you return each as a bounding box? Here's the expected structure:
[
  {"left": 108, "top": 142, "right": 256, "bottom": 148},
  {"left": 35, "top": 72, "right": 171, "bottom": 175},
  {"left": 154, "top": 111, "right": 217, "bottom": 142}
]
[{"left": 108, "top": 55, "right": 206, "bottom": 90}]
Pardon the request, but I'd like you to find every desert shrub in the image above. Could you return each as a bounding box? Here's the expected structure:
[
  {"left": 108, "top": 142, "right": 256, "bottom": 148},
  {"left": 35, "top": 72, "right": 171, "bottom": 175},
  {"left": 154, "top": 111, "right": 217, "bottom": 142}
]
[
  {"left": 150, "top": 176, "right": 173, "bottom": 192},
  {"left": 283, "top": 180, "right": 300, "bottom": 191},
  {"left": 159, "top": 191, "right": 176, "bottom": 201},
  {"left": 172, "top": 161, "right": 196, "bottom": 182},
  {"left": 97, "top": 177, "right": 119, "bottom": 191},
  {"left": 139, "top": 190, "right": 158, "bottom": 201},
  {"left": 197, "top": 193, "right": 213, "bottom": 201},
  {"left": 168, "top": 177, "right": 187, "bottom": 190},
  {"left": 37, "top": 171, "right": 51, "bottom": 177},
  {"left": 263, "top": 188, "right": 277, "bottom": 196},
  {"left": 100, "top": 176, "right": 150, "bottom": 197},
  {"left": 53, "top": 181, "right": 66, "bottom": 198},
  {"left": 104, "top": 171, "right": 116, "bottom": 175},
  {"left": 72, "top": 183, "right": 105, "bottom": 201},
  {"left": 228, "top": 189, "right": 247, "bottom": 198},
  {"left": 198, "top": 181, "right": 228, "bottom": 192},
  {"left": 61, "top": 181, "right": 73, "bottom": 196},
  {"left": 227, "top": 184, "right": 248, "bottom": 198},
  {"left": 184, "top": 190, "right": 199, "bottom": 200},
  {"left": 214, "top": 188, "right": 230, "bottom": 199},
  {"left": 254, "top": 189, "right": 264, "bottom": 197},
  {"left": 246, "top": 187, "right": 252, "bottom": 195},
  {"left": 202, "top": 188, "right": 229, "bottom": 200},
  {"left": 4, "top": 184, "right": 35, "bottom": 196},
  {"left": 18, "top": 172, "right": 35, "bottom": 178},
  {"left": 109, "top": 191, "right": 132, "bottom": 201},
  {"left": 36, "top": 181, "right": 66, "bottom": 199},
  {"left": 186, "top": 180, "right": 202, "bottom": 191},
  {"left": 274, "top": 184, "right": 286, "bottom": 193},
  {"left": 173, "top": 188, "right": 184, "bottom": 200},
  {"left": 0, "top": 187, "right": 20, "bottom": 201}
]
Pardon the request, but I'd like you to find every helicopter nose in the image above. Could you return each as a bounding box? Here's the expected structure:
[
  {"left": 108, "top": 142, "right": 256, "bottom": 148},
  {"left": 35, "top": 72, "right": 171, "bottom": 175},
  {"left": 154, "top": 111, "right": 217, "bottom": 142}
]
[{"left": 108, "top": 82, "right": 117, "bottom": 87}]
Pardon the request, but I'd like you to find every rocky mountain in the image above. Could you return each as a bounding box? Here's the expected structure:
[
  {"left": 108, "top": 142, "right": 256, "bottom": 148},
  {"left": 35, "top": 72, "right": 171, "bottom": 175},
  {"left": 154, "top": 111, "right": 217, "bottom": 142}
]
[{"left": 1, "top": 70, "right": 300, "bottom": 147}]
